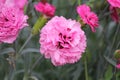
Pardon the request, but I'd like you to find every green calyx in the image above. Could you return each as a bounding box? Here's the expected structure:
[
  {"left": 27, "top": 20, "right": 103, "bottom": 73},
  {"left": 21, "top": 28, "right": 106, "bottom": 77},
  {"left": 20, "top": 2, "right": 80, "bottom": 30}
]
[
  {"left": 32, "top": 15, "right": 48, "bottom": 35},
  {"left": 114, "top": 50, "right": 120, "bottom": 60}
]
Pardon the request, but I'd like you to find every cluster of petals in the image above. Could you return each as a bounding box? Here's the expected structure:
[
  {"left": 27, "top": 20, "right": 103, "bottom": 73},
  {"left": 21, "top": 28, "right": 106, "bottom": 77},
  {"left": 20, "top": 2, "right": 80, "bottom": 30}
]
[
  {"left": 108, "top": 0, "right": 120, "bottom": 8},
  {"left": 0, "top": 0, "right": 28, "bottom": 11},
  {"left": 77, "top": 4, "right": 99, "bottom": 32},
  {"left": 39, "top": 16, "right": 87, "bottom": 66},
  {"left": 116, "top": 63, "right": 120, "bottom": 69},
  {"left": 109, "top": 6, "right": 120, "bottom": 22},
  {"left": 34, "top": 2, "right": 56, "bottom": 17},
  {"left": 0, "top": 0, "right": 28, "bottom": 43}
]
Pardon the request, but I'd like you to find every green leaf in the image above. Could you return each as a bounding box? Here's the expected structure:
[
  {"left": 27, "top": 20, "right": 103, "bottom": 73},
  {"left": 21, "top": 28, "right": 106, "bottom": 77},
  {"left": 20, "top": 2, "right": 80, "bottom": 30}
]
[
  {"left": 0, "top": 48, "right": 15, "bottom": 55},
  {"left": 21, "top": 48, "right": 39, "bottom": 55},
  {"left": 104, "top": 65, "right": 113, "bottom": 80},
  {"left": 104, "top": 56, "right": 116, "bottom": 66}
]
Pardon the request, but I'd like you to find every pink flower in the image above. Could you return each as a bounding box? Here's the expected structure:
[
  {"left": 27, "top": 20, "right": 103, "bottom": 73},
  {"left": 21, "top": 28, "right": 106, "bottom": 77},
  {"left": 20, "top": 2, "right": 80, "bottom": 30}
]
[
  {"left": 34, "top": 2, "right": 56, "bottom": 17},
  {"left": 13, "top": 0, "right": 28, "bottom": 11},
  {"left": 0, "top": 0, "right": 28, "bottom": 11},
  {"left": 77, "top": 4, "right": 99, "bottom": 32},
  {"left": 39, "top": 16, "right": 87, "bottom": 66},
  {"left": 108, "top": 0, "right": 120, "bottom": 8},
  {"left": 116, "top": 63, "right": 120, "bottom": 69},
  {"left": 110, "top": 6, "right": 119, "bottom": 22},
  {"left": 0, "top": 4, "right": 28, "bottom": 43},
  {"left": 0, "top": 0, "right": 5, "bottom": 3}
]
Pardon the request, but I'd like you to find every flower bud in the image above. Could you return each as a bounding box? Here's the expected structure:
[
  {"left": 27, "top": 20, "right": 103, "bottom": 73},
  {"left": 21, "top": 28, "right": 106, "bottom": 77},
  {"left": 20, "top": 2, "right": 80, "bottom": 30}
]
[
  {"left": 116, "top": 63, "right": 120, "bottom": 69},
  {"left": 114, "top": 49, "right": 120, "bottom": 60}
]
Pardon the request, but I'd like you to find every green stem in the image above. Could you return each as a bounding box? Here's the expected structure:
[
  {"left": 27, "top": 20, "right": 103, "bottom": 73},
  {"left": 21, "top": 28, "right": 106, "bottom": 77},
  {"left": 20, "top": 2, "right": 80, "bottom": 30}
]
[
  {"left": 8, "top": 65, "right": 15, "bottom": 80},
  {"left": 29, "top": 56, "right": 43, "bottom": 74},
  {"left": 23, "top": 73, "right": 29, "bottom": 80},
  {"left": 84, "top": 53, "right": 89, "bottom": 80},
  {"left": 32, "top": 15, "right": 47, "bottom": 35},
  {"left": 18, "top": 34, "right": 33, "bottom": 55},
  {"left": 78, "top": 0, "right": 81, "bottom": 5},
  {"left": 31, "top": 56, "right": 43, "bottom": 70}
]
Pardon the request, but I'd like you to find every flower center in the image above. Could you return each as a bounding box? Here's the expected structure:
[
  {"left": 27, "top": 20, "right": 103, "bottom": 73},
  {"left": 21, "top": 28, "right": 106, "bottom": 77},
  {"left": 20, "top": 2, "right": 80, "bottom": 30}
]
[{"left": 57, "top": 32, "right": 72, "bottom": 49}]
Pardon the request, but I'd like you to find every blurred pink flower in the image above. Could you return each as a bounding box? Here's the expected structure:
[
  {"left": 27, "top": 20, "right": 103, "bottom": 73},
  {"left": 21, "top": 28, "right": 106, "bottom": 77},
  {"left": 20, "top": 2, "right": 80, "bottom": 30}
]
[
  {"left": 34, "top": 2, "right": 56, "bottom": 17},
  {"left": 0, "top": 0, "right": 5, "bottom": 3},
  {"left": 110, "top": 6, "right": 119, "bottom": 22},
  {"left": 13, "top": 0, "right": 28, "bottom": 11},
  {"left": 0, "top": 4, "right": 28, "bottom": 43},
  {"left": 39, "top": 16, "right": 87, "bottom": 66},
  {"left": 77, "top": 4, "right": 99, "bottom": 32},
  {"left": 108, "top": 0, "right": 120, "bottom": 8},
  {"left": 116, "top": 63, "right": 120, "bottom": 69},
  {"left": 0, "top": 0, "right": 28, "bottom": 11}
]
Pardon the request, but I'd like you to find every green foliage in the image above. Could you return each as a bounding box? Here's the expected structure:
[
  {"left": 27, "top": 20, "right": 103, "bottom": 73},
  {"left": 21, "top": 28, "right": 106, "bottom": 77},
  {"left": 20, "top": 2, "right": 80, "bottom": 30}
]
[{"left": 104, "top": 65, "right": 113, "bottom": 80}]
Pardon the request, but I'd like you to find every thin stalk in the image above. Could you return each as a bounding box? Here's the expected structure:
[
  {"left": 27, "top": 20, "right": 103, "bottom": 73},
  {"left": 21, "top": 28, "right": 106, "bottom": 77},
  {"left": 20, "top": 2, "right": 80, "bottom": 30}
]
[
  {"left": 8, "top": 65, "right": 15, "bottom": 80},
  {"left": 18, "top": 34, "right": 33, "bottom": 55},
  {"left": 29, "top": 56, "right": 43, "bottom": 74},
  {"left": 111, "top": 67, "right": 117, "bottom": 80},
  {"left": 84, "top": 53, "right": 89, "bottom": 80},
  {"left": 116, "top": 41, "right": 120, "bottom": 49},
  {"left": 23, "top": 73, "right": 29, "bottom": 80},
  {"left": 109, "top": 24, "right": 120, "bottom": 57},
  {"left": 78, "top": 0, "right": 81, "bottom": 5}
]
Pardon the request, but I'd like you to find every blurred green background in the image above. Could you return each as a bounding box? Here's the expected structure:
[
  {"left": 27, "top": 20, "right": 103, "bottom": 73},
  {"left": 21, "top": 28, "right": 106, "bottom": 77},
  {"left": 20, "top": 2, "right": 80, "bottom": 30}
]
[{"left": 0, "top": 0, "right": 120, "bottom": 80}]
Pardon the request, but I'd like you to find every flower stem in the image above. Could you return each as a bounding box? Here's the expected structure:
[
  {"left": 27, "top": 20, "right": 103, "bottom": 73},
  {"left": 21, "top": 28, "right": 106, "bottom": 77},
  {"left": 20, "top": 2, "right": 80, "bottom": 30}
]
[
  {"left": 32, "top": 15, "right": 47, "bottom": 35},
  {"left": 23, "top": 73, "right": 29, "bottom": 80},
  {"left": 29, "top": 56, "right": 43, "bottom": 74},
  {"left": 18, "top": 34, "right": 33, "bottom": 55},
  {"left": 84, "top": 52, "right": 89, "bottom": 80},
  {"left": 78, "top": 0, "right": 81, "bottom": 5}
]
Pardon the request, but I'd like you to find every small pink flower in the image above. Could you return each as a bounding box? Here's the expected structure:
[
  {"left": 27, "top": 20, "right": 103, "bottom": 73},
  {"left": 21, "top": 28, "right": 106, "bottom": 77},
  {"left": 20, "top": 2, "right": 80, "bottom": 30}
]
[
  {"left": 110, "top": 6, "right": 119, "bottom": 22},
  {"left": 77, "top": 4, "right": 99, "bottom": 32},
  {"left": 0, "top": 4, "right": 28, "bottom": 43},
  {"left": 39, "top": 16, "right": 87, "bottom": 66},
  {"left": 34, "top": 2, "right": 56, "bottom": 17},
  {"left": 108, "top": 0, "right": 120, "bottom": 8},
  {"left": 116, "top": 63, "right": 120, "bottom": 69}
]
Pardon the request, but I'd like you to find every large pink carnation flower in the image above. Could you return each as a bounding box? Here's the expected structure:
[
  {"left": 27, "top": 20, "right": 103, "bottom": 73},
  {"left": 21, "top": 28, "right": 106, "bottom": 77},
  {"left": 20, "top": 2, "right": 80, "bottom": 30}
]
[
  {"left": 39, "top": 16, "right": 87, "bottom": 66},
  {"left": 77, "top": 4, "right": 99, "bottom": 32},
  {"left": 0, "top": 4, "right": 28, "bottom": 43},
  {"left": 108, "top": 0, "right": 120, "bottom": 8},
  {"left": 34, "top": 2, "right": 56, "bottom": 17}
]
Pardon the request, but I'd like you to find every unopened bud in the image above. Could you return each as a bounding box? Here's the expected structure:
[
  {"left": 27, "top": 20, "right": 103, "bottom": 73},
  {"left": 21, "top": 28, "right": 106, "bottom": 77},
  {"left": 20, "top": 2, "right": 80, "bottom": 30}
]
[{"left": 114, "top": 49, "right": 120, "bottom": 60}]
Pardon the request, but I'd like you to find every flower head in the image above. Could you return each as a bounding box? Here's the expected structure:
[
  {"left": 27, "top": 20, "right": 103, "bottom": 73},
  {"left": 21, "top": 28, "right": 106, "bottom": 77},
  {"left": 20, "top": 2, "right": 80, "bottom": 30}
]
[
  {"left": 110, "top": 6, "right": 120, "bottom": 22},
  {"left": 0, "top": 4, "right": 28, "bottom": 43},
  {"left": 39, "top": 16, "right": 87, "bottom": 66},
  {"left": 108, "top": 0, "right": 120, "bottom": 8},
  {"left": 34, "top": 2, "right": 56, "bottom": 17},
  {"left": 77, "top": 4, "right": 99, "bottom": 32}
]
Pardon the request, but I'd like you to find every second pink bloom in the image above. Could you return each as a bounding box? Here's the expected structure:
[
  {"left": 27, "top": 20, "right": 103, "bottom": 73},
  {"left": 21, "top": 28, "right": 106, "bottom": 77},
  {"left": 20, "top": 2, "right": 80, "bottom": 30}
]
[
  {"left": 77, "top": 4, "right": 99, "bottom": 32},
  {"left": 34, "top": 2, "right": 56, "bottom": 17}
]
